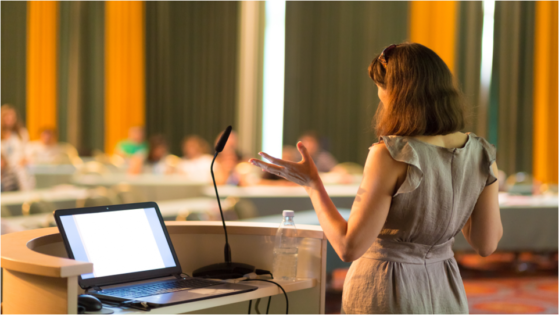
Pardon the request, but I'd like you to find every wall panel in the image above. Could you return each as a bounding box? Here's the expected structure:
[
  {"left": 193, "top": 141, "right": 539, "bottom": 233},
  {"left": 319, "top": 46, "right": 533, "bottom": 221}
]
[
  {"left": 145, "top": 2, "right": 239, "bottom": 155},
  {"left": 1, "top": 2, "right": 27, "bottom": 119},
  {"left": 283, "top": 2, "right": 409, "bottom": 164}
]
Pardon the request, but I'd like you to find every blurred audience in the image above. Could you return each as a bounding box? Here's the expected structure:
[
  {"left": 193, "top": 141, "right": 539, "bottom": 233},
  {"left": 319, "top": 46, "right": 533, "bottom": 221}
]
[
  {"left": 144, "top": 134, "right": 171, "bottom": 174},
  {"left": 1, "top": 153, "right": 20, "bottom": 192},
  {"left": 178, "top": 135, "right": 213, "bottom": 182},
  {"left": 298, "top": 131, "right": 337, "bottom": 172},
  {"left": 25, "top": 128, "right": 66, "bottom": 165},
  {"left": 115, "top": 126, "right": 147, "bottom": 158},
  {"left": 1, "top": 104, "right": 34, "bottom": 190}
]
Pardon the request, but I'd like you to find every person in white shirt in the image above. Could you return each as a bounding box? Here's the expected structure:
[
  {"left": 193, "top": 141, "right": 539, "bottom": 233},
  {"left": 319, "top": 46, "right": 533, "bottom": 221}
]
[
  {"left": 26, "top": 128, "right": 66, "bottom": 165},
  {"left": 178, "top": 135, "right": 213, "bottom": 182}
]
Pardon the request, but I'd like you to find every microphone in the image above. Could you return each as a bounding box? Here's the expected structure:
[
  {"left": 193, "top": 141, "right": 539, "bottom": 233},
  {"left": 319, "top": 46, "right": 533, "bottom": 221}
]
[{"left": 192, "top": 126, "right": 255, "bottom": 279}]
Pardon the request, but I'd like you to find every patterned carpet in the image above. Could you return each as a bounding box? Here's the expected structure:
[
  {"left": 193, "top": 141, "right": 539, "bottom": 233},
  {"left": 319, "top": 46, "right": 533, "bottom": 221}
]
[
  {"left": 325, "top": 272, "right": 558, "bottom": 314},
  {"left": 465, "top": 277, "right": 558, "bottom": 314}
]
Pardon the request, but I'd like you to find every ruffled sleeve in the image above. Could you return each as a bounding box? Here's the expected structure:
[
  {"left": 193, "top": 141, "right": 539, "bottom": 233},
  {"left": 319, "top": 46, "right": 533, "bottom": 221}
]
[
  {"left": 474, "top": 135, "right": 497, "bottom": 186},
  {"left": 379, "top": 136, "right": 424, "bottom": 196}
]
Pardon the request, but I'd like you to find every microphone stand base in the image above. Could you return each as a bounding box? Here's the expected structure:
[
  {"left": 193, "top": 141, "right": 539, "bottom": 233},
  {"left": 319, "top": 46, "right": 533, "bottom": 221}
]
[{"left": 192, "top": 262, "right": 255, "bottom": 280}]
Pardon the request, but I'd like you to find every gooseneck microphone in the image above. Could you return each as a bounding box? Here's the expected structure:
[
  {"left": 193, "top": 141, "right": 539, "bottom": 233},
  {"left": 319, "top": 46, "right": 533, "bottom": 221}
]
[{"left": 192, "top": 126, "right": 255, "bottom": 279}]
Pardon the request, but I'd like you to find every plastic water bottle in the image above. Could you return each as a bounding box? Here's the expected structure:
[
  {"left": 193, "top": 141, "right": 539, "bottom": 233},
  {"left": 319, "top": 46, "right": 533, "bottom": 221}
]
[{"left": 273, "top": 210, "right": 299, "bottom": 281}]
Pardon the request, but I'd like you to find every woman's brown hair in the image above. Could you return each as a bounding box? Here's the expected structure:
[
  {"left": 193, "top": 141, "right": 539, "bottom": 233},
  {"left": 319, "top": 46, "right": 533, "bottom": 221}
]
[
  {"left": 1, "top": 104, "right": 23, "bottom": 140},
  {"left": 369, "top": 43, "right": 466, "bottom": 137}
]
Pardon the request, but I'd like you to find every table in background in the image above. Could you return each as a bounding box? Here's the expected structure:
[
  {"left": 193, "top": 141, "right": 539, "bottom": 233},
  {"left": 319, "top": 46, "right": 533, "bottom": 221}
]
[
  {"left": 27, "top": 164, "right": 77, "bottom": 188},
  {"left": 1, "top": 197, "right": 223, "bottom": 231},
  {"left": 1, "top": 186, "right": 89, "bottom": 216},
  {"left": 72, "top": 174, "right": 208, "bottom": 201},
  {"left": 204, "top": 185, "right": 360, "bottom": 216}
]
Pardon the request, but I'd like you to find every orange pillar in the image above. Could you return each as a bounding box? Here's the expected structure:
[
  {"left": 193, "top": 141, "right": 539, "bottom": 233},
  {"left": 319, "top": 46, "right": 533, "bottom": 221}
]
[
  {"left": 533, "top": 1, "right": 558, "bottom": 184},
  {"left": 105, "top": 1, "right": 145, "bottom": 154},
  {"left": 27, "top": 1, "right": 58, "bottom": 140},
  {"left": 409, "top": 1, "right": 458, "bottom": 73}
]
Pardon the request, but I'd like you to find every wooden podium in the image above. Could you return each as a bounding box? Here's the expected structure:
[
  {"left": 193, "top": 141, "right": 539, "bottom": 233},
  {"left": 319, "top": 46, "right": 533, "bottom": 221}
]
[{"left": 1, "top": 221, "right": 327, "bottom": 314}]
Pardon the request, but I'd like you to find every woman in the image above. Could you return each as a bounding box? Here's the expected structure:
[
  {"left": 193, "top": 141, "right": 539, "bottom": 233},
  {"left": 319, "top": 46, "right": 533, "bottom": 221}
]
[
  {"left": 1, "top": 153, "right": 20, "bottom": 192},
  {"left": 249, "top": 43, "right": 502, "bottom": 313},
  {"left": 1, "top": 104, "right": 34, "bottom": 190}
]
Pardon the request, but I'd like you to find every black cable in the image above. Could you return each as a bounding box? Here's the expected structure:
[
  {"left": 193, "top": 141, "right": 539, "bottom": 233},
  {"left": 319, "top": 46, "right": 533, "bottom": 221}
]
[
  {"left": 248, "top": 299, "right": 252, "bottom": 314},
  {"left": 255, "top": 298, "right": 262, "bottom": 314},
  {"left": 244, "top": 279, "right": 288, "bottom": 314},
  {"left": 266, "top": 296, "right": 271, "bottom": 314}
]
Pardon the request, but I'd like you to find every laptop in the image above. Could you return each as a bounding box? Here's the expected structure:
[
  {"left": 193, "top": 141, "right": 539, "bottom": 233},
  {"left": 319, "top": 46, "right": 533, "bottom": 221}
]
[{"left": 54, "top": 202, "right": 257, "bottom": 307}]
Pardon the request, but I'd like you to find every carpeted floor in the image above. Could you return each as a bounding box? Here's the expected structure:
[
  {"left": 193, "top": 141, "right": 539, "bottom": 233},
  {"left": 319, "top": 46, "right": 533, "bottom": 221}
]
[
  {"left": 325, "top": 269, "right": 558, "bottom": 314},
  {"left": 465, "top": 277, "right": 558, "bottom": 314}
]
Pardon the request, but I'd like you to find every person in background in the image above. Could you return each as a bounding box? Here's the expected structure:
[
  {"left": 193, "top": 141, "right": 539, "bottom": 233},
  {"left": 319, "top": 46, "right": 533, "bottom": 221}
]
[
  {"left": 214, "top": 130, "right": 242, "bottom": 185},
  {"left": 1, "top": 153, "right": 20, "bottom": 192},
  {"left": 1, "top": 104, "right": 34, "bottom": 190},
  {"left": 298, "top": 131, "right": 337, "bottom": 172},
  {"left": 114, "top": 126, "right": 148, "bottom": 158},
  {"left": 178, "top": 135, "right": 213, "bottom": 182},
  {"left": 26, "top": 128, "right": 65, "bottom": 165},
  {"left": 144, "top": 134, "right": 170, "bottom": 174}
]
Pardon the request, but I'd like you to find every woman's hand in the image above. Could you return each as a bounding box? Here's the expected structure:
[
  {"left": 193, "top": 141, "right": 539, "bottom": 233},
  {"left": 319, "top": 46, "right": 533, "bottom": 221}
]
[{"left": 249, "top": 142, "right": 320, "bottom": 188}]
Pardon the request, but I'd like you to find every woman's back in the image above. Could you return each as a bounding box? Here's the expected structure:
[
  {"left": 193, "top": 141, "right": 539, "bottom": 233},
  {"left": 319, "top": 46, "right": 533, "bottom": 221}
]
[
  {"left": 378, "top": 132, "right": 496, "bottom": 245},
  {"left": 342, "top": 132, "right": 496, "bottom": 314}
]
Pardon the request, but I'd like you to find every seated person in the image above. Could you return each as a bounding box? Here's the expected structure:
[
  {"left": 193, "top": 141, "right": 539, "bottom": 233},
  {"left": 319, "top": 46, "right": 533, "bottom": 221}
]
[
  {"left": 114, "top": 126, "right": 148, "bottom": 158},
  {"left": 1, "top": 153, "right": 20, "bottom": 192},
  {"left": 297, "top": 131, "right": 337, "bottom": 172},
  {"left": 178, "top": 135, "right": 213, "bottom": 182},
  {"left": 144, "top": 135, "right": 171, "bottom": 175},
  {"left": 25, "top": 128, "right": 66, "bottom": 165}
]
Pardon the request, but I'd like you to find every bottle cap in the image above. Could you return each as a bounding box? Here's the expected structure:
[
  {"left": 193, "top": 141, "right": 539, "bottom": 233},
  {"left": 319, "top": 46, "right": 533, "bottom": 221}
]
[{"left": 282, "top": 210, "right": 295, "bottom": 217}]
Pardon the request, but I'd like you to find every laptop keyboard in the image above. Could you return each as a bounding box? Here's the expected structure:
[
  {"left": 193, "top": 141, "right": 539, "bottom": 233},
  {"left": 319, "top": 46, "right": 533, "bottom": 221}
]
[{"left": 100, "top": 278, "right": 222, "bottom": 299}]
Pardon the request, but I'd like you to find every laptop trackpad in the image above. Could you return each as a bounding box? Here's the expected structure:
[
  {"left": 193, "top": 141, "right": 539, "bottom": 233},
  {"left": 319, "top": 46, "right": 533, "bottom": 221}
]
[{"left": 138, "top": 284, "right": 252, "bottom": 305}]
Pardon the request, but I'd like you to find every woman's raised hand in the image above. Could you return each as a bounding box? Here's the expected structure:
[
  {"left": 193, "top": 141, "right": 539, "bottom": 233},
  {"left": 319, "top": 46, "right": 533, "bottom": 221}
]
[{"left": 249, "top": 141, "right": 320, "bottom": 188}]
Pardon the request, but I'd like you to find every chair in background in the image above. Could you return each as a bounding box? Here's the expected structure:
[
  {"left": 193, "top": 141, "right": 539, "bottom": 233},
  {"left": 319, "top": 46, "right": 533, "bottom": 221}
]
[
  {"left": 75, "top": 161, "right": 110, "bottom": 177},
  {"left": 76, "top": 187, "right": 115, "bottom": 208},
  {"left": 1, "top": 206, "right": 13, "bottom": 218},
  {"left": 164, "top": 154, "right": 182, "bottom": 174},
  {"left": 93, "top": 150, "right": 127, "bottom": 172},
  {"left": 57, "top": 143, "right": 83, "bottom": 167},
  {"left": 175, "top": 209, "right": 211, "bottom": 221},
  {"left": 224, "top": 197, "right": 259, "bottom": 220},
  {"left": 110, "top": 183, "right": 137, "bottom": 204},
  {"left": 21, "top": 199, "right": 56, "bottom": 216}
]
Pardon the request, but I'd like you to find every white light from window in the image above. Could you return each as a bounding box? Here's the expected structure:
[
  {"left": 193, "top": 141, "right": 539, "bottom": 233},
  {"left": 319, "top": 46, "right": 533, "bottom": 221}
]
[
  {"left": 261, "top": 0, "right": 286, "bottom": 159},
  {"left": 480, "top": 1, "right": 496, "bottom": 88}
]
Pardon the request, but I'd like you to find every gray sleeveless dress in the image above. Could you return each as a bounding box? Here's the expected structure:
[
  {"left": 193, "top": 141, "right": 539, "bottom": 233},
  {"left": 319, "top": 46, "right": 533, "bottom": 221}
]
[{"left": 341, "top": 133, "right": 496, "bottom": 314}]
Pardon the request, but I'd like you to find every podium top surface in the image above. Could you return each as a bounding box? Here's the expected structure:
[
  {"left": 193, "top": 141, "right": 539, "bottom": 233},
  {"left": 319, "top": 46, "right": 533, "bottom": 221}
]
[{"left": 1, "top": 221, "right": 325, "bottom": 278}]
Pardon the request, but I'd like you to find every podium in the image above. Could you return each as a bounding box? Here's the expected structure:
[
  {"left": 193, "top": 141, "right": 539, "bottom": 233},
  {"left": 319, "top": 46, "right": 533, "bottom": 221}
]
[{"left": 1, "top": 221, "right": 327, "bottom": 314}]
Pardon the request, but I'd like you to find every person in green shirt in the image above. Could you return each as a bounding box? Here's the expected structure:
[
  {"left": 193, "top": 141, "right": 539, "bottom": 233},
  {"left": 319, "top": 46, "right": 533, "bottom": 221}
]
[{"left": 115, "top": 126, "right": 148, "bottom": 158}]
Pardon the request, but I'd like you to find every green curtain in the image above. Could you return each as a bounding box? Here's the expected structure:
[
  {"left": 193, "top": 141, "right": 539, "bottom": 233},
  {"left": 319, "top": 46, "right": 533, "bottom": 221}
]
[
  {"left": 58, "top": 1, "right": 105, "bottom": 155},
  {"left": 145, "top": 1, "right": 239, "bottom": 156},
  {"left": 1, "top": 1, "right": 27, "bottom": 121},
  {"left": 283, "top": 1, "right": 409, "bottom": 165},
  {"left": 489, "top": 1, "right": 535, "bottom": 176},
  {"left": 455, "top": 2, "right": 483, "bottom": 136}
]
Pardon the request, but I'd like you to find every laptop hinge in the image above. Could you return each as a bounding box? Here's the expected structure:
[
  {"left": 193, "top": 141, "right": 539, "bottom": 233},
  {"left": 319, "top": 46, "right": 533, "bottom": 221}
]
[
  {"left": 86, "top": 285, "right": 103, "bottom": 292},
  {"left": 173, "top": 273, "right": 184, "bottom": 279}
]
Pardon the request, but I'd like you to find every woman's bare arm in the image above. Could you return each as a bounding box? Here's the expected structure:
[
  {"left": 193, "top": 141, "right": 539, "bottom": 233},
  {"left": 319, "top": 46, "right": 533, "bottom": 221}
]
[
  {"left": 461, "top": 162, "right": 503, "bottom": 257},
  {"left": 250, "top": 142, "right": 406, "bottom": 262}
]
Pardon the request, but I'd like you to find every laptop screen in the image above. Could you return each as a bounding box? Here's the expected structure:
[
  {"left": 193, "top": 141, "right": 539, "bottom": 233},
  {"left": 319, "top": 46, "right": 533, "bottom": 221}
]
[{"left": 59, "top": 207, "right": 177, "bottom": 280}]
